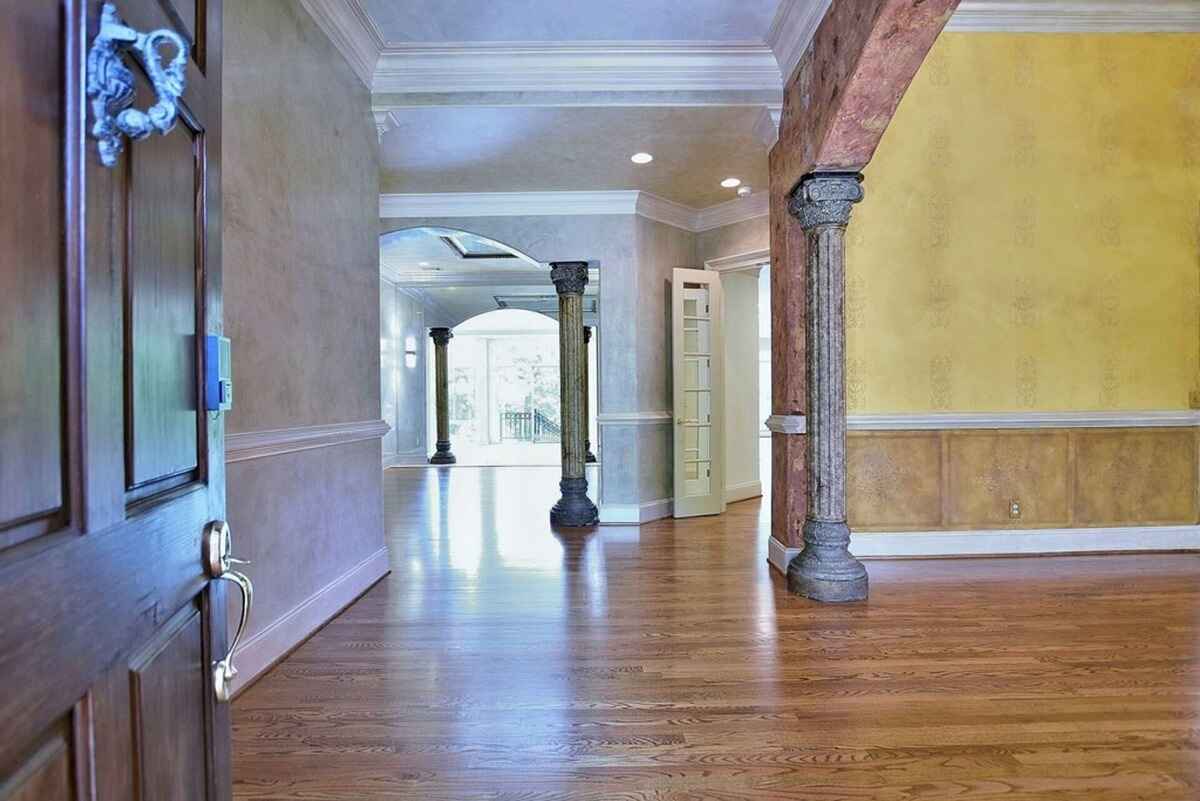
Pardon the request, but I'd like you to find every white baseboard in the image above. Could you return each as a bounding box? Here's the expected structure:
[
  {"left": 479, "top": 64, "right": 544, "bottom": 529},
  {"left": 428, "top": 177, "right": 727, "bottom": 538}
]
[
  {"left": 230, "top": 546, "right": 390, "bottom": 696},
  {"left": 726, "top": 480, "right": 763, "bottom": 504},
  {"left": 767, "top": 526, "right": 1200, "bottom": 573},
  {"left": 384, "top": 449, "right": 428, "bottom": 467},
  {"left": 599, "top": 497, "right": 673, "bottom": 524}
]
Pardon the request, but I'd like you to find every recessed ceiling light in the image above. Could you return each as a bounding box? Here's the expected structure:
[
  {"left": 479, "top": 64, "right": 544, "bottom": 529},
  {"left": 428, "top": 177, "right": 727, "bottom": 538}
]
[
  {"left": 418, "top": 261, "right": 431, "bottom": 267},
  {"left": 631, "top": 152, "right": 654, "bottom": 165},
  {"left": 737, "top": 186, "right": 752, "bottom": 197},
  {"left": 721, "top": 177, "right": 742, "bottom": 189}
]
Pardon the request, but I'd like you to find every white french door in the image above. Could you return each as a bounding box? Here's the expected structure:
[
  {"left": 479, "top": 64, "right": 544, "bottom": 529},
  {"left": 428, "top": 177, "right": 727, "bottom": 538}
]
[{"left": 672, "top": 268, "right": 726, "bottom": 518}]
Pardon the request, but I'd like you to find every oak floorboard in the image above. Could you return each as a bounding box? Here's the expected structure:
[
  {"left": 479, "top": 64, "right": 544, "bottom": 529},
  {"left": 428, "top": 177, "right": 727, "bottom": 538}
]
[{"left": 233, "top": 465, "right": 1200, "bottom": 800}]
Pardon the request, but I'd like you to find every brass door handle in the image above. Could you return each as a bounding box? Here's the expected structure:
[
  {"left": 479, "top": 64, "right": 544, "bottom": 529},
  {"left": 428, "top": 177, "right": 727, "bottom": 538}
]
[
  {"left": 87, "top": 2, "right": 189, "bottom": 167},
  {"left": 203, "top": 521, "right": 253, "bottom": 704}
]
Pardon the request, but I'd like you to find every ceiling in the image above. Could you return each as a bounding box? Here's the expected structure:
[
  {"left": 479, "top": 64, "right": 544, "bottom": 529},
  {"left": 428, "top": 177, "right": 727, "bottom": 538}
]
[
  {"left": 379, "top": 106, "right": 768, "bottom": 207},
  {"left": 380, "top": 226, "right": 539, "bottom": 278},
  {"left": 359, "top": 0, "right": 780, "bottom": 44}
]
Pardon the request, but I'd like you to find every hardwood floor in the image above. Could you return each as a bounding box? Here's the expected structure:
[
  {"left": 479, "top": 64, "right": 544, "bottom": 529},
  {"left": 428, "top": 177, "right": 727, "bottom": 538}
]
[{"left": 233, "top": 466, "right": 1200, "bottom": 800}]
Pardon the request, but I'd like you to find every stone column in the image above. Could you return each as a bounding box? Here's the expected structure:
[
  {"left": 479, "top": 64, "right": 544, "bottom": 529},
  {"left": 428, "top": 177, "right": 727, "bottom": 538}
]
[
  {"left": 428, "top": 327, "right": 456, "bottom": 465},
  {"left": 550, "top": 262, "right": 598, "bottom": 527},
  {"left": 786, "top": 173, "right": 868, "bottom": 603},
  {"left": 583, "top": 326, "right": 597, "bottom": 463}
]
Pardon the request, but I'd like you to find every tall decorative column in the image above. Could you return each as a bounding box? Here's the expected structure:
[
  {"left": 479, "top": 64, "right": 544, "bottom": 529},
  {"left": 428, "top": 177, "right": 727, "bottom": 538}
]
[
  {"left": 550, "top": 262, "right": 598, "bottom": 527},
  {"left": 786, "top": 173, "right": 868, "bottom": 603},
  {"left": 583, "top": 325, "right": 597, "bottom": 463},
  {"left": 428, "top": 327, "right": 456, "bottom": 465}
]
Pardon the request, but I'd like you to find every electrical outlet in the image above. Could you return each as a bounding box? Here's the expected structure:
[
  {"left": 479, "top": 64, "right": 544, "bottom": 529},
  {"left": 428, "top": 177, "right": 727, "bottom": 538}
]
[{"left": 1009, "top": 499, "right": 1022, "bottom": 519}]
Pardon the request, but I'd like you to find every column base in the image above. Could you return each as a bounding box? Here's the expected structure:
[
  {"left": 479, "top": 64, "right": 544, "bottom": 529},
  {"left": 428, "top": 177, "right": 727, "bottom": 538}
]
[
  {"left": 429, "top": 441, "right": 456, "bottom": 465},
  {"left": 550, "top": 477, "right": 598, "bottom": 527},
  {"left": 786, "top": 520, "right": 868, "bottom": 603},
  {"left": 584, "top": 444, "right": 597, "bottom": 464}
]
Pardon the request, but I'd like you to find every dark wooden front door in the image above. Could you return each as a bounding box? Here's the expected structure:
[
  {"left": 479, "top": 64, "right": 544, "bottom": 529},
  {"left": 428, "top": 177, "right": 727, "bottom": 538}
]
[{"left": 0, "top": 1, "right": 230, "bottom": 798}]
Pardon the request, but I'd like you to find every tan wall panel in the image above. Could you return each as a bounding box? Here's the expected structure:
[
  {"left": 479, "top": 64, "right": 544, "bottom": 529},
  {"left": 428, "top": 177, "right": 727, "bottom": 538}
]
[
  {"left": 945, "top": 432, "right": 1070, "bottom": 528},
  {"left": 1073, "top": 429, "right": 1198, "bottom": 526},
  {"left": 847, "top": 432, "right": 942, "bottom": 530}
]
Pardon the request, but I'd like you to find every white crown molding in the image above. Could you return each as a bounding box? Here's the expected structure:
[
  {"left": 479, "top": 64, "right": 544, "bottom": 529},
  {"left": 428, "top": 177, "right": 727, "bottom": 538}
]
[
  {"left": 372, "top": 42, "right": 782, "bottom": 95},
  {"left": 382, "top": 269, "right": 602, "bottom": 289},
  {"left": 297, "top": 0, "right": 383, "bottom": 87},
  {"left": 705, "top": 248, "right": 770, "bottom": 274},
  {"left": 597, "top": 411, "right": 674, "bottom": 426},
  {"left": 635, "top": 193, "right": 698, "bottom": 232},
  {"left": 694, "top": 193, "right": 771, "bottom": 232},
  {"left": 767, "top": 0, "right": 833, "bottom": 85},
  {"left": 226, "top": 420, "right": 391, "bottom": 464},
  {"left": 947, "top": 1, "right": 1200, "bottom": 31},
  {"left": 380, "top": 191, "right": 770, "bottom": 233}
]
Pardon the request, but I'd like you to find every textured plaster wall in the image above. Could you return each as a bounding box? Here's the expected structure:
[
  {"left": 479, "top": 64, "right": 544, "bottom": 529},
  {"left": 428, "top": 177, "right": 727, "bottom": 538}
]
[
  {"left": 223, "top": 0, "right": 385, "bottom": 686},
  {"left": 849, "top": 33, "right": 1200, "bottom": 413},
  {"left": 697, "top": 216, "right": 769, "bottom": 265}
]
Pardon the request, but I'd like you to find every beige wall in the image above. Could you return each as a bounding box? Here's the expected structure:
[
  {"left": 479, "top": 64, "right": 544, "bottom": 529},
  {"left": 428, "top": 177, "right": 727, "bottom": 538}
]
[
  {"left": 224, "top": 0, "right": 387, "bottom": 693},
  {"left": 697, "top": 216, "right": 769, "bottom": 266}
]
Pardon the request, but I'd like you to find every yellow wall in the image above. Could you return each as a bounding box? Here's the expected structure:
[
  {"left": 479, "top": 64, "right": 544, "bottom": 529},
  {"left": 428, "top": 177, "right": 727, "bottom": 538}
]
[{"left": 847, "top": 34, "right": 1200, "bottom": 413}]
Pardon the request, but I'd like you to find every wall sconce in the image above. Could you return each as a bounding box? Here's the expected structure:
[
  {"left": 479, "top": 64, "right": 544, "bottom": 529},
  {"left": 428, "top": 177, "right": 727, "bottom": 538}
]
[{"left": 404, "top": 336, "right": 418, "bottom": 369}]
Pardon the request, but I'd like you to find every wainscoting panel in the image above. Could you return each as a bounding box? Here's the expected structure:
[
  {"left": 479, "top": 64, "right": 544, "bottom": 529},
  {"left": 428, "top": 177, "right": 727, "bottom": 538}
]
[{"left": 846, "top": 426, "right": 1199, "bottom": 532}]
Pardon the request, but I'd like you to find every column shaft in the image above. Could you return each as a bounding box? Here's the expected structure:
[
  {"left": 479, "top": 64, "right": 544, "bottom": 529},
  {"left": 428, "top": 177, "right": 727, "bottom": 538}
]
[
  {"left": 786, "top": 173, "right": 868, "bottom": 602},
  {"left": 550, "top": 262, "right": 598, "bottom": 527},
  {"left": 429, "top": 328, "right": 456, "bottom": 464}
]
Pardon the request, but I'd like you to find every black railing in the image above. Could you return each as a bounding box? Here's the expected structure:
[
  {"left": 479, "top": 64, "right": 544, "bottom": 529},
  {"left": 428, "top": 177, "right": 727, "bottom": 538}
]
[{"left": 501, "top": 409, "right": 560, "bottom": 442}]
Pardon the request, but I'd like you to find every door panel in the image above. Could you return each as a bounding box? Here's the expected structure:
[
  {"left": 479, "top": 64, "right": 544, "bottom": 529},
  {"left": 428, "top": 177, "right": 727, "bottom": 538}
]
[
  {"left": 672, "top": 269, "right": 726, "bottom": 518},
  {"left": 126, "top": 119, "right": 201, "bottom": 494},
  {"left": 0, "top": 1, "right": 229, "bottom": 799},
  {"left": 0, "top": 0, "right": 67, "bottom": 549}
]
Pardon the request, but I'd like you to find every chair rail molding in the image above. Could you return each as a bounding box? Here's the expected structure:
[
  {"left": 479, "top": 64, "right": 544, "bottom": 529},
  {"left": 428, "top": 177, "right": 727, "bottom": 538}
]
[
  {"left": 380, "top": 191, "right": 770, "bottom": 234},
  {"left": 705, "top": 248, "right": 770, "bottom": 274},
  {"left": 767, "top": 411, "right": 1200, "bottom": 435},
  {"left": 947, "top": 1, "right": 1200, "bottom": 31},
  {"left": 227, "top": 420, "right": 391, "bottom": 464}
]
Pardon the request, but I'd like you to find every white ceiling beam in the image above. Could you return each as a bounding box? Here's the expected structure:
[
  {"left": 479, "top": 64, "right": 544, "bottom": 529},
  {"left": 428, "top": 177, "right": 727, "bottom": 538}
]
[
  {"left": 379, "top": 191, "right": 770, "bottom": 233},
  {"left": 948, "top": 1, "right": 1200, "bottom": 32},
  {"left": 372, "top": 42, "right": 783, "bottom": 95}
]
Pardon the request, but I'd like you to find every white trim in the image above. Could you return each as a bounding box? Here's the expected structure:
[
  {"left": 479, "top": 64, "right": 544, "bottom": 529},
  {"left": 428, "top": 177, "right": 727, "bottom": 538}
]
[
  {"left": 297, "top": 0, "right": 382, "bottom": 87},
  {"left": 599, "top": 498, "right": 674, "bottom": 524},
  {"left": 384, "top": 448, "right": 428, "bottom": 468},
  {"left": 766, "top": 414, "right": 807, "bottom": 435},
  {"left": 768, "top": 536, "right": 799, "bottom": 575},
  {"left": 226, "top": 420, "right": 391, "bottom": 464},
  {"left": 230, "top": 546, "right": 390, "bottom": 696},
  {"left": 767, "top": 526, "right": 1200, "bottom": 572},
  {"left": 762, "top": 411, "right": 1200, "bottom": 434},
  {"left": 947, "top": 1, "right": 1200, "bottom": 32},
  {"left": 693, "top": 193, "right": 771, "bottom": 232},
  {"left": 597, "top": 411, "right": 674, "bottom": 426},
  {"left": 726, "top": 480, "right": 763, "bottom": 504},
  {"left": 753, "top": 105, "right": 783, "bottom": 150},
  {"left": 848, "top": 410, "right": 1200, "bottom": 430},
  {"left": 381, "top": 270, "right": 598, "bottom": 289},
  {"left": 380, "top": 190, "right": 769, "bottom": 234},
  {"left": 372, "top": 42, "right": 782, "bottom": 95},
  {"left": 705, "top": 248, "right": 770, "bottom": 274},
  {"left": 768, "top": 0, "right": 833, "bottom": 85}
]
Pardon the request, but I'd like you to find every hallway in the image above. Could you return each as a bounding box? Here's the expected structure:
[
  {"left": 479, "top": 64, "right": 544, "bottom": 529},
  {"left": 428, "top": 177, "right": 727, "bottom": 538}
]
[{"left": 232, "top": 467, "right": 1200, "bottom": 800}]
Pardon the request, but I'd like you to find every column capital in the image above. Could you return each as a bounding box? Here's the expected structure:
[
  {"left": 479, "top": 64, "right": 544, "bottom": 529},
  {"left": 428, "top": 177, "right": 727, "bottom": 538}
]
[
  {"left": 789, "top": 172, "right": 864, "bottom": 231},
  {"left": 429, "top": 327, "right": 453, "bottom": 346},
  {"left": 583, "top": 325, "right": 593, "bottom": 344},
  {"left": 550, "top": 262, "right": 589, "bottom": 296}
]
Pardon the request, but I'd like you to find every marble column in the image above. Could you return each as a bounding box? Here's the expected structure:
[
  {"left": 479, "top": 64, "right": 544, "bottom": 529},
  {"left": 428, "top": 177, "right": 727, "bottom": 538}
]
[
  {"left": 583, "top": 326, "right": 597, "bottom": 463},
  {"left": 428, "top": 327, "right": 456, "bottom": 465},
  {"left": 550, "top": 262, "right": 598, "bottom": 527},
  {"left": 786, "top": 173, "right": 868, "bottom": 603}
]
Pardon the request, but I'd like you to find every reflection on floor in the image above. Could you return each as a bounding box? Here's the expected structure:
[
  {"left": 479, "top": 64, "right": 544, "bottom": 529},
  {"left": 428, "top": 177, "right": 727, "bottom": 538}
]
[
  {"left": 232, "top": 466, "right": 1200, "bottom": 800},
  {"left": 443, "top": 440, "right": 562, "bottom": 466}
]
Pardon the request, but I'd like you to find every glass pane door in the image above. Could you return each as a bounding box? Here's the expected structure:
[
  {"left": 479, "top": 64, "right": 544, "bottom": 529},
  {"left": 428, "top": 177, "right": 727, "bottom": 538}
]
[{"left": 673, "top": 268, "right": 725, "bottom": 518}]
